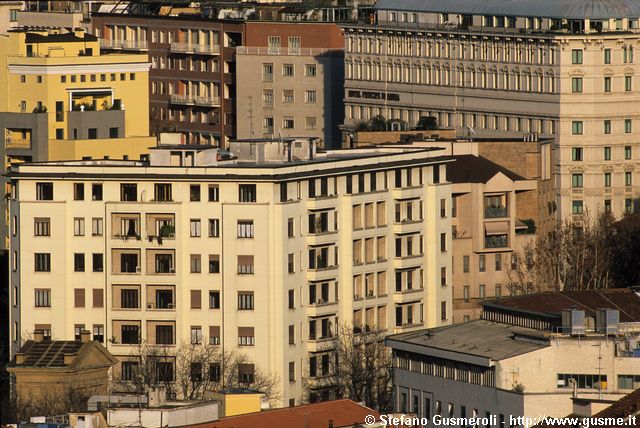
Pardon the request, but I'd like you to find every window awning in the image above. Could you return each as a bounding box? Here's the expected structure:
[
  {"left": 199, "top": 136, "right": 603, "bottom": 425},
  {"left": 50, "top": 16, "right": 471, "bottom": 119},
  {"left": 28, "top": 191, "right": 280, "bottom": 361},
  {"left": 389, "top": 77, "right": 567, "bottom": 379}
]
[{"left": 485, "top": 221, "right": 509, "bottom": 236}]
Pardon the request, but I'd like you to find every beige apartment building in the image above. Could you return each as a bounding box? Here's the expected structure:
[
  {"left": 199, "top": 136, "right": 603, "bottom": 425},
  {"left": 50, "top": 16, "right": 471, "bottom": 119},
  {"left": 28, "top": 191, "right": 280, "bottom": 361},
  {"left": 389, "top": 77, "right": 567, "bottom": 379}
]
[
  {"left": 343, "top": 0, "right": 640, "bottom": 220},
  {"left": 236, "top": 22, "right": 344, "bottom": 147},
  {"left": 8, "top": 138, "right": 452, "bottom": 405}
]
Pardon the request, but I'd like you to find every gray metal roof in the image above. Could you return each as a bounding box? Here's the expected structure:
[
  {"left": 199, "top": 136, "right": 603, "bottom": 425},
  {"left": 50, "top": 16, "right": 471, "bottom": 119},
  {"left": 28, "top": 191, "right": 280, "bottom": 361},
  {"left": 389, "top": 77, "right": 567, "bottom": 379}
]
[{"left": 374, "top": 0, "right": 640, "bottom": 20}]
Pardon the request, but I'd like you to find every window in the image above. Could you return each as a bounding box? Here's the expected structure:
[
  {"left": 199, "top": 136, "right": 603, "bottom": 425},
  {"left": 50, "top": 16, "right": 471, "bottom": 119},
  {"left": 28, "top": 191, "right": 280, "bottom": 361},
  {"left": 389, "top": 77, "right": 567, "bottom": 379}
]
[
  {"left": 625, "top": 145, "right": 632, "bottom": 159},
  {"left": 35, "top": 289, "right": 51, "bottom": 307},
  {"left": 74, "top": 253, "right": 85, "bottom": 272},
  {"left": 557, "top": 374, "right": 607, "bottom": 389},
  {"left": 154, "top": 183, "right": 172, "bottom": 201},
  {"left": 572, "top": 200, "right": 584, "bottom": 214},
  {"left": 289, "top": 361, "right": 295, "bottom": 382},
  {"left": 495, "top": 254, "right": 502, "bottom": 271},
  {"left": 626, "top": 171, "right": 633, "bottom": 187},
  {"left": 479, "top": 254, "right": 486, "bottom": 272},
  {"left": 572, "top": 121, "right": 583, "bottom": 135},
  {"left": 571, "top": 77, "right": 583, "bottom": 93},
  {"left": 190, "top": 219, "right": 201, "bottom": 237},
  {"left": 74, "top": 288, "right": 85, "bottom": 307},
  {"left": 305, "top": 117, "right": 317, "bottom": 130},
  {"left": 238, "top": 292, "right": 254, "bottom": 310},
  {"left": 34, "top": 218, "right": 50, "bottom": 236},
  {"left": 463, "top": 255, "right": 470, "bottom": 273},
  {"left": 237, "top": 220, "right": 254, "bottom": 238},
  {"left": 238, "top": 363, "right": 255, "bottom": 383},
  {"left": 572, "top": 147, "right": 583, "bottom": 161},
  {"left": 283, "top": 90, "right": 294, "bottom": 103},
  {"left": 209, "top": 363, "right": 221, "bottom": 381},
  {"left": 156, "top": 325, "right": 174, "bottom": 345},
  {"left": 263, "top": 116, "right": 274, "bottom": 134},
  {"left": 283, "top": 117, "right": 295, "bottom": 129},
  {"left": 91, "top": 217, "right": 103, "bottom": 236},
  {"left": 626, "top": 198, "right": 634, "bottom": 213},
  {"left": 209, "top": 291, "right": 221, "bottom": 309},
  {"left": 92, "top": 183, "right": 103, "bottom": 201},
  {"left": 306, "top": 64, "right": 317, "bottom": 76},
  {"left": 35, "top": 253, "right": 51, "bottom": 272},
  {"left": 625, "top": 119, "right": 632, "bottom": 133},
  {"left": 190, "top": 254, "right": 202, "bottom": 273},
  {"left": 190, "top": 184, "right": 201, "bottom": 201},
  {"left": 156, "top": 362, "right": 173, "bottom": 381},
  {"left": 238, "top": 327, "right": 255, "bottom": 346},
  {"left": 203, "top": 219, "right": 218, "bottom": 239},
  {"left": 239, "top": 184, "right": 256, "bottom": 202},
  {"left": 238, "top": 255, "right": 254, "bottom": 274},
  {"left": 604, "top": 120, "right": 611, "bottom": 135},
  {"left": 208, "top": 185, "right": 219, "bottom": 201},
  {"left": 73, "top": 217, "right": 85, "bottom": 236},
  {"left": 571, "top": 49, "right": 583, "bottom": 64},
  {"left": 283, "top": 64, "right": 294, "bottom": 76},
  {"left": 463, "top": 285, "right": 470, "bottom": 302},
  {"left": 191, "top": 326, "right": 203, "bottom": 345},
  {"left": 262, "top": 63, "right": 273, "bottom": 81},
  {"left": 495, "top": 284, "right": 502, "bottom": 298},
  {"left": 618, "top": 375, "right": 640, "bottom": 389},
  {"left": 93, "top": 253, "right": 103, "bottom": 272},
  {"left": 10, "top": 9, "right": 18, "bottom": 22},
  {"left": 36, "top": 183, "right": 53, "bottom": 200},
  {"left": 604, "top": 172, "right": 612, "bottom": 187},
  {"left": 209, "top": 255, "right": 220, "bottom": 273},
  {"left": 441, "top": 301, "right": 447, "bottom": 320},
  {"left": 604, "top": 77, "right": 611, "bottom": 93},
  {"left": 288, "top": 218, "right": 295, "bottom": 237},
  {"left": 604, "top": 48, "right": 611, "bottom": 64},
  {"left": 479, "top": 284, "right": 486, "bottom": 299},
  {"left": 121, "top": 324, "right": 141, "bottom": 345},
  {"left": 305, "top": 90, "right": 317, "bottom": 103},
  {"left": 572, "top": 173, "right": 583, "bottom": 188},
  {"left": 120, "top": 184, "right": 137, "bottom": 201},
  {"left": 440, "top": 233, "right": 446, "bottom": 252},
  {"left": 121, "top": 289, "right": 139, "bottom": 308},
  {"left": 73, "top": 183, "right": 85, "bottom": 200},
  {"left": 626, "top": 76, "right": 633, "bottom": 91}
]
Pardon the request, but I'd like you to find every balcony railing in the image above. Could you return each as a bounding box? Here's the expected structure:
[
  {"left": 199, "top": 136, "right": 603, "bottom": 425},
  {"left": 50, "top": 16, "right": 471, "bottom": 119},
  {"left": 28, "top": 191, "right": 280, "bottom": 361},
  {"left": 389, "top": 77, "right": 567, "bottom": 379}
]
[
  {"left": 100, "top": 39, "right": 148, "bottom": 51},
  {"left": 484, "top": 206, "right": 508, "bottom": 218},
  {"left": 170, "top": 43, "right": 220, "bottom": 55},
  {"left": 170, "top": 94, "right": 220, "bottom": 107},
  {"left": 237, "top": 46, "right": 339, "bottom": 56}
]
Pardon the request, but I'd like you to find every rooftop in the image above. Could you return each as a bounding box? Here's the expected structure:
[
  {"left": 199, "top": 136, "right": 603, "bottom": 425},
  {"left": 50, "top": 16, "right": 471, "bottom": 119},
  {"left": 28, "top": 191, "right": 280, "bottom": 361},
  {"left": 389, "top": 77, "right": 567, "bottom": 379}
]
[
  {"left": 483, "top": 289, "right": 640, "bottom": 323},
  {"left": 447, "top": 154, "right": 525, "bottom": 184},
  {"left": 387, "top": 320, "right": 549, "bottom": 363},
  {"left": 592, "top": 388, "right": 640, "bottom": 426},
  {"left": 10, "top": 339, "right": 116, "bottom": 369},
  {"left": 188, "top": 399, "right": 380, "bottom": 428},
  {"left": 374, "top": 0, "right": 640, "bottom": 20}
]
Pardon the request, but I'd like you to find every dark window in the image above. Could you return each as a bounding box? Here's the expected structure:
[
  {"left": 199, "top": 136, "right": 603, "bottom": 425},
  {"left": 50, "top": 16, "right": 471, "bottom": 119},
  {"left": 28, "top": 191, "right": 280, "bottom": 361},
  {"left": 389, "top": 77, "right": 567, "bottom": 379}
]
[
  {"left": 288, "top": 289, "right": 295, "bottom": 309},
  {"left": 91, "top": 253, "right": 103, "bottom": 272},
  {"left": 35, "top": 253, "right": 51, "bottom": 271},
  {"left": 155, "top": 254, "right": 173, "bottom": 273},
  {"left": 190, "top": 362, "right": 203, "bottom": 382},
  {"left": 73, "top": 183, "right": 84, "bottom": 201},
  {"left": 120, "top": 253, "right": 139, "bottom": 273},
  {"left": 156, "top": 325, "right": 174, "bottom": 345},
  {"left": 209, "top": 291, "right": 221, "bottom": 309},
  {"left": 239, "top": 184, "right": 256, "bottom": 202},
  {"left": 36, "top": 182, "right": 53, "bottom": 200},
  {"left": 121, "top": 325, "right": 140, "bottom": 344},
  {"left": 55, "top": 128, "right": 64, "bottom": 139},
  {"left": 156, "top": 362, "right": 174, "bottom": 381},
  {"left": 208, "top": 185, "right": 219, "bottom": 202},
  {"left": 88, "top": 128, "right": 97, "bottom": 139},
  {"left": 120, "top": 184, "right": 137, "bottom": 201},
  {"left": 154, "top": 183, "right": 172, "bottom": 202},
  {"left": 395, "top": 169, "right": 402, "bottom": 188},
  {"left": 209, "top": 363, "right": 221, "bottom": 381},
  {"left": 433, "top": 165, "right": 440, "bottom": 183},
  {"left": 358, "top": 174, "right": 365, "bottom": 193},
  {"left": 209, "top": 255, "right": 220, "bottom": 273},
  {"left": 121, "top": 361, "right": 139, "bottom": 380},
  {"left": 74, "top": 253, "right": 85, "bottom": 272},
  {"left": 346, "top": 175, "right": 353, "bottom": 194},
  {"left": 238, "top": 364, "right": 255, "bottom": 383},
  {"left": 190, "top": 185, "right": 201, "bottom": 202},
  {"left": 280, "top": 183, "right": 288, "bottom": 202},
  {"left": 308, "top": 180, "right": 316, "bottom": 198},
  {"left": 121, "top": 289, "right": 139, "bottom": 308},
  {"left": 156, "top": 290, "right": 174, "bottom": 309},
  {"left": 55, "top": 101, "right": 64, "bottom": 122},
  {"left": 92, "top": 184, "right": 103, "bottom": 201},
  {"left": 109, "top": 127, "right": 119, "bottom": 138}
]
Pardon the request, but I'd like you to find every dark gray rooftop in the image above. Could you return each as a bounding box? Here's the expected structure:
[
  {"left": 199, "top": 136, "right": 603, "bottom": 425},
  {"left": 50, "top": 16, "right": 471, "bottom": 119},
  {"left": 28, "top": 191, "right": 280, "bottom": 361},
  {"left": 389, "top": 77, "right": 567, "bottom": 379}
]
[
  {"left": 374, "top": 0, "right": 640, "bottom": 20},
  {"left": 387, "top": 320, "right": 549, "bottom": 362}
]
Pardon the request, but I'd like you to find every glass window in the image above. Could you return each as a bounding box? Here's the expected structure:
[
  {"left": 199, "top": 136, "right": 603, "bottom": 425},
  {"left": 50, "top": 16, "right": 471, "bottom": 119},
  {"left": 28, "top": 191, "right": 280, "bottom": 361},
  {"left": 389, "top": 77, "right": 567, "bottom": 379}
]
[
  {"left": 572, "top": 200, "right": 584, "bottom": 214},
  {"left": 572, "top": 121, "right": 583, "bottom": 135},
  {"left": 571, "top": 49, "right": 583, "bottom": 64},
  {"left": 572, "top": 173, "right": 583, "bottom": 188}
]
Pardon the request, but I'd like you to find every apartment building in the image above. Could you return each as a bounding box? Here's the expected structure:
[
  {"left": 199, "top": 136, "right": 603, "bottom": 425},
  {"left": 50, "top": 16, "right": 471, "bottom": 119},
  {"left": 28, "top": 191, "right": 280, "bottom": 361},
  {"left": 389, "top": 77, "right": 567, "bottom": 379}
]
[
  {"left": 236, "top": 22, "right": 344, "bottom": 147},
  {"left": 387, "top": 289, "right": 640, "bottom": 420},
  {"left": 91, "top": 11, "right": 244, "bottom": 146},
  {"left": 343, "top": 0, "right": 640, "bottom": 220},
  {"left": 0, "top": 28, "right": 153, "bottom": 251},
  {"left": 8, "top": 138, "right": 453, "bottom": 405}
]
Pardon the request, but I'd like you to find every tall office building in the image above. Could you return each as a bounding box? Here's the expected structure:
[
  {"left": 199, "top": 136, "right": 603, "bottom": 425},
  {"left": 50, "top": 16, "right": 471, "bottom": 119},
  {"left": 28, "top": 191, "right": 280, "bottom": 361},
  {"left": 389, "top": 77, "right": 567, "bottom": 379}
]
[
  {"left": 343, "top": 0, "right": 640, "bottom": 220},
  {"left": 8, "top": 139, "right": 453, "bottom": 405}
]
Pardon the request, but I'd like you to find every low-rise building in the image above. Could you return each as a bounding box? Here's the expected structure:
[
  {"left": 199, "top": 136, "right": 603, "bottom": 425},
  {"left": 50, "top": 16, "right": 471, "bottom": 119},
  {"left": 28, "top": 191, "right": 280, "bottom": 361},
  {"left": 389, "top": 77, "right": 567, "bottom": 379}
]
[
  {"left": 387, "top": 289, "right": 640, "bottom": 420},
  {"left": 8, "top": 138, "right": 453, "bottom": 405}
]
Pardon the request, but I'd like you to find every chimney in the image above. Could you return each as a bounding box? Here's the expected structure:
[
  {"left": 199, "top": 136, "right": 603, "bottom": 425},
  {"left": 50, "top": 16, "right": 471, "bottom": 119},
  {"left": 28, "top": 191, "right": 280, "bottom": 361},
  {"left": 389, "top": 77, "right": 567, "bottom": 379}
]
[
  {"left": 33, "top": 330, "right": 44, "bottom": 342},
  {"left": 64, "top": 353, "right": 76, "bottom": 365},
  {"left": 80, "top": 330, "right": 91, "bottom": 343},
  {"left": 74, "top": 27, "right": 85, "bottom": 38}
]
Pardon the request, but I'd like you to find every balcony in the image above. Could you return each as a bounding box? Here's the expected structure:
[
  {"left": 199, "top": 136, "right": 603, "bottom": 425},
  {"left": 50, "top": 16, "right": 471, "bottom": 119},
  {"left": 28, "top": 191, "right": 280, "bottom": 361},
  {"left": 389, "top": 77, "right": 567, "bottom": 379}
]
[
  {"left": 4, "top": 134, "right": 31, "bottom": 149},
  {"left": 100, "top": 39, "right": 148, "bottom": 51},
  {"left": 237, "top": 46, "right": 337, "bottom": 56},
  {"left": 170, "top": 43, "right": 220, "bottom": 55},
  {"left": 170, "top": 94, "right": 220, "bottom": 107},
  {"left": 307, "top": 300, "right": 339, "bottom": 317},
  {"left": 484, "top": 206, "right": 508, "bottom": 218}
]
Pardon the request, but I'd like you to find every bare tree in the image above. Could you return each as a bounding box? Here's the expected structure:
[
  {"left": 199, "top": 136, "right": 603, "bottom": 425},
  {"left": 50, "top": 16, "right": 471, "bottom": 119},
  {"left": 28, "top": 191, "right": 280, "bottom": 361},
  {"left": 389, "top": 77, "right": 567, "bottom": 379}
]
[
  {"left": 304, "top": 323, "right": 393, "bottom": 412},
  {"left": 506, "top": 211, "right": 614, "bottom": 294},
  {"left": 8, "top": 382, "right": 99, "bottom": 423}
]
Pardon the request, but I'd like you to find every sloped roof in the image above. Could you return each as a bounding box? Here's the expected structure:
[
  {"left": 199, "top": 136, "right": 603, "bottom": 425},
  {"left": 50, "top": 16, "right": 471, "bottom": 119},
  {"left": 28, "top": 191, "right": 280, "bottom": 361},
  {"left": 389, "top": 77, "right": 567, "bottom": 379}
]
[
  {"left": 24, "top": 32, "right": 98, "bottom": 43},
  {"left": 593, "top": 388, "right": 640, "bottom": 426},
  {"left": 483, "top": 288, "right": 640, "bottom": 323},
  {"left": 447, "top": 154, "right": 525, "bottom": 184},
  {"left": 189, "top": 399, "right": 380, "bottom": 428},
  {"left": 374, "top": 0, "right": 640, "bottom": 20},
  {"left": 11, "top": 340, "right": 116, "bottom": 369}
]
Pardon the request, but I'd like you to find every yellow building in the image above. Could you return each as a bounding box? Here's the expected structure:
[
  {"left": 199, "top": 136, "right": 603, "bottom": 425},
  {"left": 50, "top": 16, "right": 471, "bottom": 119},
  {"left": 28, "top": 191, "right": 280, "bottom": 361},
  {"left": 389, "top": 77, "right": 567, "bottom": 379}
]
[
  {"left": 8, "top": 138, "right": 453, "bottom": 406},
  {"left": 0, "top": 27, "right": 153, "bottom": 249}
]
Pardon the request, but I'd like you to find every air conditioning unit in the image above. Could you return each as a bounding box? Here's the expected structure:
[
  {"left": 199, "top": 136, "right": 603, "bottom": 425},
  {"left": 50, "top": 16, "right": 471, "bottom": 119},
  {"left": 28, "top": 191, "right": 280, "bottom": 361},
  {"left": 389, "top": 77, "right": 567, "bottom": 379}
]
[
  {"left": 167, "top": 303, "right": 175, "bottom": 309},
  {"left": 135, "top": 266, "right": 141, "bottom": 273},
  {"left": 147, "top": 303, "right": 155, "bottom": 309}
]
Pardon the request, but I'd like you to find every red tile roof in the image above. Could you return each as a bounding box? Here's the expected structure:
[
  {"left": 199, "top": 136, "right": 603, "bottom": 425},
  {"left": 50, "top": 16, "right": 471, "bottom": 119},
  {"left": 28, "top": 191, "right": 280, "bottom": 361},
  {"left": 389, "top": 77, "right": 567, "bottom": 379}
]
[
  {"left": 187, "top": 399, "right": 380, "bottom": 428},
  {"left": 593, "top": 388, "right": 640, "bottom": 426}
]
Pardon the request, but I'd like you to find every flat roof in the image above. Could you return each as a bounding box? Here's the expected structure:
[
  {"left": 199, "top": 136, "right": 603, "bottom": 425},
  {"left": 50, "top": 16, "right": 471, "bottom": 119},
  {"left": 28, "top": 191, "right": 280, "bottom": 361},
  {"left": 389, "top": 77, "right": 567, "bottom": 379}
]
[
  {"left": 387, "top": 320, "right": 549, "bottom": 363},
  {"left": 374, "top": 0, "right": 640, "bottom": 20}
]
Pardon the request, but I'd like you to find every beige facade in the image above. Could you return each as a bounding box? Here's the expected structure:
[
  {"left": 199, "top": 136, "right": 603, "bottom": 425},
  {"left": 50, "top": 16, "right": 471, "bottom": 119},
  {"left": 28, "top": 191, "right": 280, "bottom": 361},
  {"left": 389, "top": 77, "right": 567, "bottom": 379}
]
[
  {"left": 344, "top": 3, "right": 640, "bottom": 221},
  {"left": 9, "top": 140, "right": 453, "bottom": 406},
  {"left": 0, "top": 2, "right": 21, "bottom": 35}
]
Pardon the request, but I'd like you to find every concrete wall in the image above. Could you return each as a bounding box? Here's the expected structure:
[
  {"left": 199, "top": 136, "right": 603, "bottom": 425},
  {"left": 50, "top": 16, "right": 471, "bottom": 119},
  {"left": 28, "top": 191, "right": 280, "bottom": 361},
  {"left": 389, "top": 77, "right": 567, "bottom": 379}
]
[{"left": 66, "top": 110, "right": 125, "bottom": 140}]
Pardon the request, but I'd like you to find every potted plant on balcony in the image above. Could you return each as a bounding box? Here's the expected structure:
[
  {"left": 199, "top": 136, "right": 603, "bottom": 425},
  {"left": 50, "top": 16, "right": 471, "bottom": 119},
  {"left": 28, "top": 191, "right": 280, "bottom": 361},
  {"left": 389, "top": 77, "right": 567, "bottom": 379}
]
[{"left": 159, "top": 224, "right": 175, "bottom": 238}]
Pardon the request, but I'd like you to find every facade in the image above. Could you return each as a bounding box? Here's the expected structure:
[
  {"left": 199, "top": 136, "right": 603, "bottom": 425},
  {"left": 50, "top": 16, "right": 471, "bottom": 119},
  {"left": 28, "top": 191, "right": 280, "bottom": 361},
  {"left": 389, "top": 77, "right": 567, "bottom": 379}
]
[
  {"left": 388, "top": 288, "right": 640, "bottom": 420},
  {"left": 0, "top": 28, "right": 153, "bottom": 251},
  {"left": 342, "top": 0, "right": 640, "bottom": 220},
  {"left": 8, "top": 139, "right": 453, "bottom": 406},
  {"left": 0, "top": 1, "right": 21, "bottom": 35},
  {"left": 235, "top": 22, "right": 344, "bottom": 147},
  {"left": 7, "top": 330, "right": 117, "bottom": 403},
  {"left": 91, "top": 12, "right": 244, "bottom": 146}
]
